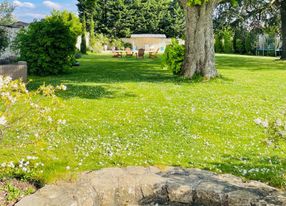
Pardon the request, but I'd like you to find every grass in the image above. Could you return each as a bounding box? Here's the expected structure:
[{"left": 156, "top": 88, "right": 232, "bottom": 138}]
[{"left": 1, "top": 53, "right": 286, "bottom": 188}]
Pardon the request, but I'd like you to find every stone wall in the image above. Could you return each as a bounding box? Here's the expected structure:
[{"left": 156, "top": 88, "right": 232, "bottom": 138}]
[
  {"left": 15, "top": 166, "right": 286, "bottom": 206},
  {"left": 0, "top": 61, "right": 27, "bottom": 82}
]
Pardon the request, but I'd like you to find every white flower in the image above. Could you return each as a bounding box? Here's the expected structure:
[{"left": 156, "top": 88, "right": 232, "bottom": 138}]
[
  {"left": 1, "top": 162, "right": 6, "bottom": 168},
  {"left": 8, "top": 162, "right": 14, "bottom": 168},
  {"left": 0, "top": 116, "right": 7, "bottom": 126},
  {"left": 58, "top": 119, "right": 67, "bottom": 125},
  {"left": 61, "top": 85, "right": 67, "bottom": 91},
  {"left": 27, "top": 156, "right": 38, "bottom": 160},
  {"left": 66, "top": 166, "right": 70, "bottom": 170},
  {"left": 275, "top": 119, "right": 282, "bottom": 126},
  {"left": 261, "top": 120, "right": 269, "bottom": 128},
  {"left": 47, "top": 116, "right": 53, "bottom": 123},
  {"left": 4, "top": 76, "right": 12, "bottom": 84},
  {"left": 56, "top": 84, "right": 67, "bottom": 91},
  {"left": 254, "top": 118, "right": 262, "bottom": 125}
]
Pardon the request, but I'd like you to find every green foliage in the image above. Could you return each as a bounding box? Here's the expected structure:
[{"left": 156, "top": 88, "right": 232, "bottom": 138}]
[
  {"left": 47, "top": 10, "right": 82, "bottom": 37},
  {"left": 14, "top": 13, "right": 78, "bottom": 75},
  {"left": 162, "top": 39, "right": 185, "bottom": 75},
  {"left": 187, "top": 0, "right": 206, "bottom": 6},
  {"left": 0, "top": 27, "right": 8, "bottom": 55},
  {"left": 256, "top": 111, "right": 286, "bottom": 149},
  {"left": 215, "top": 28, "right": 233, "bottom": 53},
  {"left": 0, "top": 0, "right": 14, "bottom": 56},
  {"left": 80, "top": 14, "right": 87, "bottom": 54},
  {"left": 89, "top": 15, "right": 96, "bottom": 52},
  {"left": 124, "top": 42, "right": 132, "bottom": 49},
  {"left": 95, "top": 33, "right": 109, "bottom": 46},
  {"left": 110, "top": 38, "right": 124, "bottom": 50},
  {"left": 77, "top": 0, "right": 185, "bottom": 38},
  {"left": 0, "top": 0, "right": 15, "bottom": 26},
  {"left": 215, "top": 34, "right": 223, "bottom": 53}
]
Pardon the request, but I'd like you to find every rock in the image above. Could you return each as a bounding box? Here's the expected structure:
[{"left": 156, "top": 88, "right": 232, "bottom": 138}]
[{"left": 16, "top": 167, "right": 286, "bottom": 206}]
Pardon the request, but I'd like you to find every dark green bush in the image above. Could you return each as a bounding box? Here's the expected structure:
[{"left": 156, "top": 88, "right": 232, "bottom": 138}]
[
  {"left": 124, "top": 42, "right": 132, "bottom": 49},
  {"left": 0, "top": 28, "right": 9, "bottom": 55},
  {"left": 215, "top": 34, "right": 223, "bottom": 53},
  {"left": 162, "top": 39, "right": 185, "bottom": 75},
  {"left": 14, "top": 16, "right": 78, "bottom": 75},
  {"left": 215, "top": 28, "right": 233, "bottom": 53}
]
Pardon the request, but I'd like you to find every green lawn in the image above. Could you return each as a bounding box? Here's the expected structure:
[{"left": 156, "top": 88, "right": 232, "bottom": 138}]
[{"left": 1, "top": 53, "right": 286, "bottom": 188}]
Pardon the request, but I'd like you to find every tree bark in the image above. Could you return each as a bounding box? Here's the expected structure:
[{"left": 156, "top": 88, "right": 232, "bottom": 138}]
[
  {"left": 181, "top": 1, "right": 218, "bottom": 79},
  {"left": 281, "top": 0, "right": 286, "bottom": 60}
]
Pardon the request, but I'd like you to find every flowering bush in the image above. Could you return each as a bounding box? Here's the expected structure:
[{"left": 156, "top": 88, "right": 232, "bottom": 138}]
[
  {"left": 0, "top": 76, "right": 67, "bottom": 140},
  {"left": 255, "top": 111, "right": 286, "bottom": 148},
  {"left": 0, "top": 75, "right": 67, "bottom": 181}
]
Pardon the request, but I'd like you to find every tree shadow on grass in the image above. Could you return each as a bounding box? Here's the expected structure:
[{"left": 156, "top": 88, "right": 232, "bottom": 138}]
[
  {"left": 28, "top": 56, "right": 190, "bottom": 85},
  {"left": 216, "top": 55, "right": 286, "bottom": 71},
  {"left": 26, "top": 54, "right": 238, "bottom": 100},
  {"left": 28, "top": 82, "right": 136, "bottom": 100},
  {"left": 56, "top": 84, "right": 114, "bottom": 100},
  {"left": 206, "top": 154, "right": 286, "bottom": 188}
]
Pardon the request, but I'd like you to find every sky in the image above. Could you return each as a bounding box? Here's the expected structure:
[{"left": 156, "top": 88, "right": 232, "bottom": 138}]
[{"left": 9, "top": 0, "right": 78, "bottom": 23}]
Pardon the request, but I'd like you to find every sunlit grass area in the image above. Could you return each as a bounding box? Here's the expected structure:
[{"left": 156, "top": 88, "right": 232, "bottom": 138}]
[{"left": 1, "top": 53, "right": 286, "bottom": 187}]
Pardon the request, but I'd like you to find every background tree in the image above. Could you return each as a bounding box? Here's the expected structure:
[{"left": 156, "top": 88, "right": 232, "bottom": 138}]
[
  {"left": 281, "top": 0, "right": 286, "bottom": 59},
  {"left": 80, "top": 13, "right": 87, "bottom": 54},
  {"left": 0, "top": 0, "right": 15, "bottom": 26},
  {"left": 77, "top": 0, "right": 185, "bottom": 38},
  {"left": 0, "top": 0, "right": 15, "bottom": 56},
  {"left": 214, "top": 0, "right": 281, "bottom": 56},
  {"left": 89, "top": 15, "right": 96, "bottom": 51},
  {"left": 161, "top": 0, "right": 185, "bottom": 38},
  {"left": 0, "top": 28, "right": 8, "bottom": 55}
]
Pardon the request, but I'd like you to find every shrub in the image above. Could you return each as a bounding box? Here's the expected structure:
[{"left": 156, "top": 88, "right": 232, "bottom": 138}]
[
  {"left": 215, "top": 34, "right": 223, "bottom": 53},
  {"left": 255, "top": 111, "right": 286, "bottom": 148},
  {"left": 80, "top": 14, "right": 87, "bottom": 54},
  {"left": 162, "top": 39, "right": 185, "bottom": 75},
  {"left": 81, "top": 33, "right": 87, "bottom": 54},
  {"left": 223, "top": 28, "right": 233, "bottom": 53},
  {"left": 0, "top": 27, "right": 9, "bottom": 55},
  {"left": 0, "top": 76, "right": 67, "bottom": 183},
  {"left": 215, "top": 28, "right": 233, "bottom": 53},
  {"left": 110, "top": 38, "right": 124, "bottom": 50},
  {"left": 124, "top": 42, "right": 132, "bottom": 49},
  {"left": 14, "top": 14, "right": 78, "bottom": 76}
]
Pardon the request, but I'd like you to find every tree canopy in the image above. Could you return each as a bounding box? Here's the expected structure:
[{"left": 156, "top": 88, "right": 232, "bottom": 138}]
[
  {"left": 77, "top": 0, "right": 185, "bottom": 38},
  {"left": 0, "top": 0, "right": 14, "bottom": 26}
]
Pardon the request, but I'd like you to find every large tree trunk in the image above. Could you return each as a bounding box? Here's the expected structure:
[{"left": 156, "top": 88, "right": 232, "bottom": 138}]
[
  {"left": 181, "top": 1, "right": 218, "bottom": 79},
  {"left": 281, "top": 0, "right": 286, "bottom": 60}
]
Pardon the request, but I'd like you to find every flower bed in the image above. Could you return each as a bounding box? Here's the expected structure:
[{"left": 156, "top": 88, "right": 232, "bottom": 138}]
[{"left": 0, "top": 61, "right": 27, "bottom": 82}]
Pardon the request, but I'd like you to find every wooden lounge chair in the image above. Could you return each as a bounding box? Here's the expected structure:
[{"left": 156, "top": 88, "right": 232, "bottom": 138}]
[
  {"left": 136, "top": 48, "right": 145, "bottom": 59},
  {"left": 149, "top": 48, "right": 159, "bottom": 58},
  {"left": 125, "top": 48, "right": 133, "bottom": 57}
]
